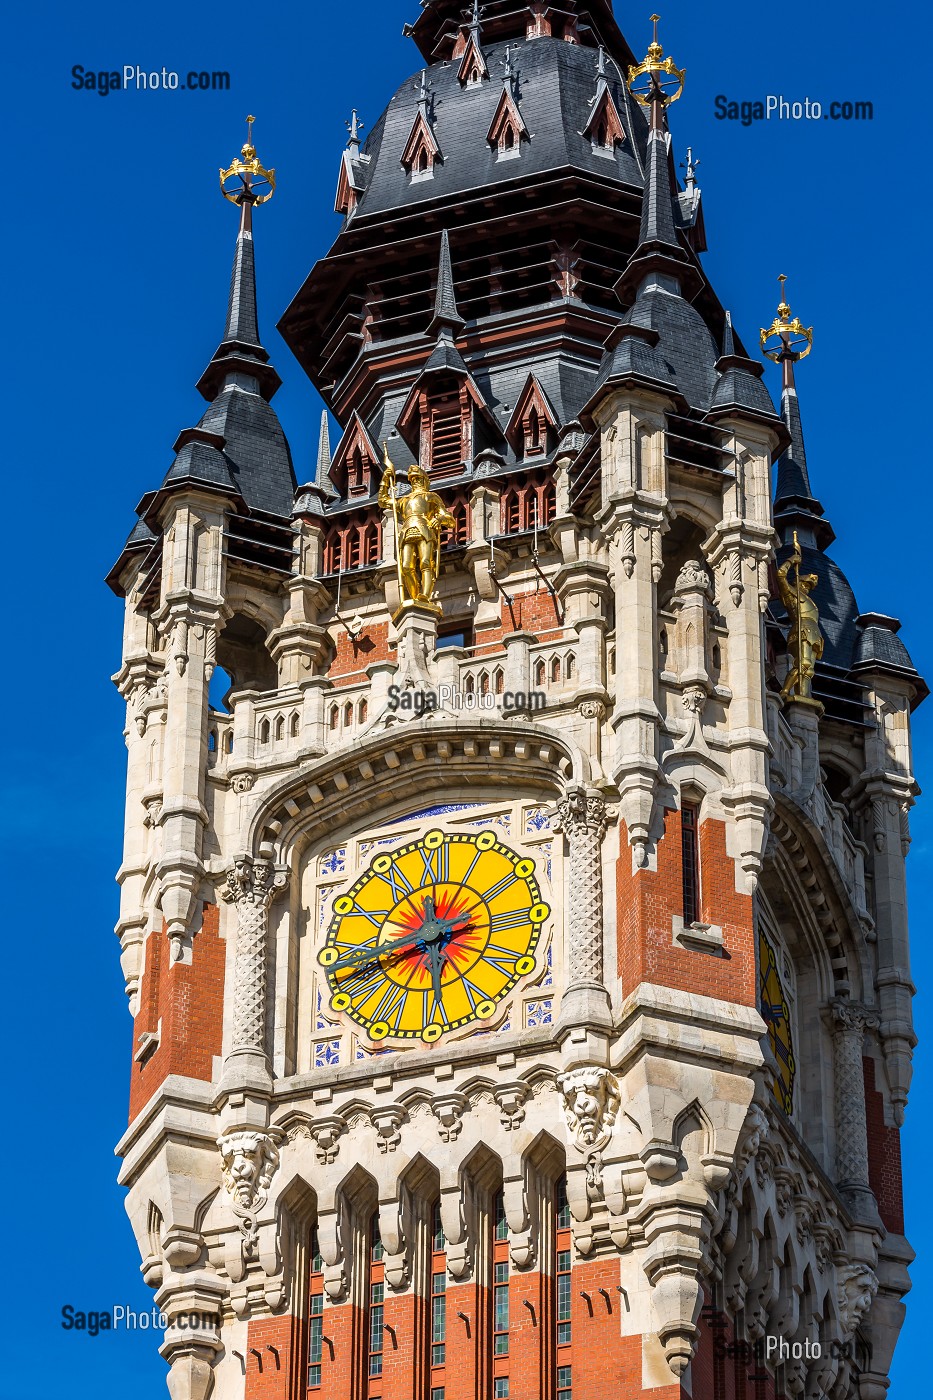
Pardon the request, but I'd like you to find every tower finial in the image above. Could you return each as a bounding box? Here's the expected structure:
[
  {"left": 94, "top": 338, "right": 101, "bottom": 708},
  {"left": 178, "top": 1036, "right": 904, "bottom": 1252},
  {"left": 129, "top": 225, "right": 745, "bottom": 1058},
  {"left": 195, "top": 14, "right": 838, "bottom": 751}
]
[
  {"left": 760, "top": 274, "right": 813, "bottom": 389},
  {"left": 220, "top": 115, "right": 276, "bottom": 231},
  {"left": 346, "top": 108, "right": 364, "bottom": 151},
  {"left": 680, "top": 145, "right": 700, "bottom": 190},
  {"left": 627, "top": 13, "right": 686, "bottom": 114}
]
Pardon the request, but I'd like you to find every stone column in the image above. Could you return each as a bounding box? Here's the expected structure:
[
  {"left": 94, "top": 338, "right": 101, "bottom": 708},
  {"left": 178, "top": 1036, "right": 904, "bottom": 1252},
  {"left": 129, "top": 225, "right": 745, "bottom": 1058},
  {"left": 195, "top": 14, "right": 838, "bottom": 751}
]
[
  {"left": 220, "top": 855, "right": 288, "bottom": 1102},
  {"left": 554, "top": 784, "right": 612, "bottom": 1040},
  {"left": 830, "top": 999, "right": 880, "bottom": 1217}
]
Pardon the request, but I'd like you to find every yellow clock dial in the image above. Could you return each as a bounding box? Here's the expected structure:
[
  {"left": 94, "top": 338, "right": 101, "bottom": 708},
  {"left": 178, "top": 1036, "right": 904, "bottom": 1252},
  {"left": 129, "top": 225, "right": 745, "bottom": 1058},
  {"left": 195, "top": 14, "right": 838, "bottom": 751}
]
[
  {"left": 318, "top": 828, "right": 549, "bottom": 1044},
  {"left": 759, "top": 927, "right": 796, "bottom": 1115}
]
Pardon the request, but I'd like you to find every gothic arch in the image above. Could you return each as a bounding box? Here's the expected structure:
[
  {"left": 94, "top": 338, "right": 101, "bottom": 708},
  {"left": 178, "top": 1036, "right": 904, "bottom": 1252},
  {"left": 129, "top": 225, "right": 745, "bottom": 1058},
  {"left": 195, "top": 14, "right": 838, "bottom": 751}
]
[{"left": 246, "top": 716, "right": 588, "bottom": 863}]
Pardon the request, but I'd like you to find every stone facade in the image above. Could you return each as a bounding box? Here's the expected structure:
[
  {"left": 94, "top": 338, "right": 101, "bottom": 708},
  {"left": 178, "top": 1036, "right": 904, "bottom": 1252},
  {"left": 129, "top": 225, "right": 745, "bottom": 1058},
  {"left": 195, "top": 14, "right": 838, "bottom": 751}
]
[{"left": 109, "top": 4, "right": 922, "bottom": 1398}]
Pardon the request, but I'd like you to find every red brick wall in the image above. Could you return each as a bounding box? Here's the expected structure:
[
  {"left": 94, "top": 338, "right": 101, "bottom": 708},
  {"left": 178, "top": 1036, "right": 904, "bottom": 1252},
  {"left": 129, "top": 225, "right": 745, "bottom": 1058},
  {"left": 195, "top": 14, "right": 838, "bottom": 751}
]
[
  {"left": 329, "top": 622, "right": 392, "bottom": 687},
  {"left": 381, "top": 1291, "right": 424, "bottom": 1397},
  {"left": 863, "top": 1055, "right": 905, "bottom": 1234},
  {"left": 445, "top": 1281, "right": 488, "bottom": 1400},
  {"left": 508, "top": 1269, "right": 550, "bottom": 1400},
  {"left": 243, "top": 1314, "right": 298, "bottom": 1400},
  {"left": 473, "top": 590, "right": 565, "bottom": 656},
  {"left": 129, "top": 904, "right": 225, "bottom": 1121},
  {"left": 316, "top": 1299, "right": 362, "bottom": 1400},
  {"left": 617, "top": 812, "right": 757, "bottom": 1007}
]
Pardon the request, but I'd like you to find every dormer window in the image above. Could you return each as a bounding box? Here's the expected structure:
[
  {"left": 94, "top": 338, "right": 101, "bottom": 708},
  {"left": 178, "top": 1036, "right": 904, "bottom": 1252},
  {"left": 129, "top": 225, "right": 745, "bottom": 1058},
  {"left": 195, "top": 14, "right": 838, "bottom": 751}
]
[
  {"left": 401, "top": 109, "right": 442, "bottom": 182},
  {"left": 328, "top": 412, "right": 382, "bottom": 501},
  {"left": 487, "top": 89, "right": 529, "bottom": 160},
  {"left": 457, "top": 34, "right": 489, "bottom": 88},
  {"left": 584, "top": 88, "right": 626, "bottom": 154},
  {"left": 505, "top": 374, "right": 559, "bottom": 460}
]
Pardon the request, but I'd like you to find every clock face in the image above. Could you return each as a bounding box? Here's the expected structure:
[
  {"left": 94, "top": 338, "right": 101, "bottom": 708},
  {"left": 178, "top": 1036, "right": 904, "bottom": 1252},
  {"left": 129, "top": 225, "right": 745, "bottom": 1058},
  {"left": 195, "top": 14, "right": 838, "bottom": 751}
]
[
  {"left": 318, "top": 828, "right": 550, "bottom": 1044},
  {"left": 758, "top": 927, "right": 796, "bottom": 1115}
]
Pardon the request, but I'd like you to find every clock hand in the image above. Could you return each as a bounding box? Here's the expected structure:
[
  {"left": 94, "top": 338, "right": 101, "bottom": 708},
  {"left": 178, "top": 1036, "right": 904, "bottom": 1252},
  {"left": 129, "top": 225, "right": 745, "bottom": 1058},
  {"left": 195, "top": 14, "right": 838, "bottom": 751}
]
[
  {"left": 330, "top": 929, "right": 431, "bottom": 971},
  {"left": 426, "top": 940, "right": 445, "bottom": 1012}
]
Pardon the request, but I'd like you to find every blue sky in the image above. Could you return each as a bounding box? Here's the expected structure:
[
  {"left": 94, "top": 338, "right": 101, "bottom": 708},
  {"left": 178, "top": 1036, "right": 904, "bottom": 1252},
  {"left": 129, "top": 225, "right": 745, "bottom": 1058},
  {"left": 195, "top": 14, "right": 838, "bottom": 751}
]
[{"left": 4, "top": 1, "right": 930, "bottom": 1395}]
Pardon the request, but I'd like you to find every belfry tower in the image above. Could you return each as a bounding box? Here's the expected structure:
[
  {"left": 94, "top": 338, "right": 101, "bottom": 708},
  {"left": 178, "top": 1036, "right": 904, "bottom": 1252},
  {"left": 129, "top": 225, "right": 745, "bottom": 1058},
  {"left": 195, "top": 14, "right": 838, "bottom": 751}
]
[{"left": 108, "top": 7, "right": 923, "bottom": 1400}]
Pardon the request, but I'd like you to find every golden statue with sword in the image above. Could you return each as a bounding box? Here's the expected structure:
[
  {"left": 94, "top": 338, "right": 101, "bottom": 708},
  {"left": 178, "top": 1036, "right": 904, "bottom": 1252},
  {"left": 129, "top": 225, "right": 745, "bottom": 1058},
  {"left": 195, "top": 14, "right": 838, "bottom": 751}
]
[
  {"left": 379, "top": 444, "right": 455, "bottom": 614},
  {"left": 777, "top": 530, "right": 824, "bottom": 703}
]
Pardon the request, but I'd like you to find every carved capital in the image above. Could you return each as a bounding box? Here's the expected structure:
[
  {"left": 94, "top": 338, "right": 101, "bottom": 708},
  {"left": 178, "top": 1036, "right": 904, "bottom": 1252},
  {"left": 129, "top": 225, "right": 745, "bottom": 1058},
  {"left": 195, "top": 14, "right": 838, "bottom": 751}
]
[
  {"left": 223, "top": 855, "right": 288, "bottom": 908},
  {"left": 432, "top": 1093, "right": 469, "bottom": 1143},
  {"left": 371, "top": 1106, "right": 406, "bottom": 1154},
  {"left": 553, "top": 785, "right": 611, "bottom": 843},
  {"left": 309, "top": 1115, "right": 347, "bottom": 1165},
  {"left": 494, "top": 1081, "right": 531, "bottom": 1131},
  {"left": 830, "top": 999, "right": 880, "bottom": 1035}
]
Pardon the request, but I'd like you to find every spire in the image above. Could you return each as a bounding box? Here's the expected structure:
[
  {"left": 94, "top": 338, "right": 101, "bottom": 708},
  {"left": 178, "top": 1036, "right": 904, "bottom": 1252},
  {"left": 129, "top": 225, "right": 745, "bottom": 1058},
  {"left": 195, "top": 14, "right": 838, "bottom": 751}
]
[
  {"left": 468, "top": 0, "right": 483, "bottom": 42},
  {"left": 615, "top": 16, "right": 696, "bottom": 303},
  {"left": 198, "top": 117, "right": 280, "bottom": 402},
  {"left": 760, "top": 278, "right": 832, "bottom": 548},
  {"left": 316, "top": 409, "right": 333, "bottom": 478},
  {"left": 722, "top": 308, "right": 736, "bottom": 357},
  {"left": 429, "top": 229, "right": 465, "bottom": 339}
]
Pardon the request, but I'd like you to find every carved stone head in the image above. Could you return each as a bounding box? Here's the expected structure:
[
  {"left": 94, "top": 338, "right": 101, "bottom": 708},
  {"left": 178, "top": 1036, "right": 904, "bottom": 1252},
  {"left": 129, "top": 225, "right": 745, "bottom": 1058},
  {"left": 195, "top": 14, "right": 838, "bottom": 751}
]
[
  {"left": 558, "top": 1067, "right": 620, "bottom": 1151},
  {"left": 218, "top": 1130, "right": 280, "bottom": 1210},
  {"left": 837, "top": 1263, "right": 878, "bottom": 1336}
]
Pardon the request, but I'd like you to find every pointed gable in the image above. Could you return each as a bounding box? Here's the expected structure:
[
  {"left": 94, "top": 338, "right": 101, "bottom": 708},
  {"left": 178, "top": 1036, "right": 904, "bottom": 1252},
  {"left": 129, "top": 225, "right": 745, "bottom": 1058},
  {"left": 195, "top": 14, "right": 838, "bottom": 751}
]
[
  {"left": 487, "top": 87, "right": 529, "bottom": 155},
  {"left": 505, "top": 374, "right": 560, "bottom": 457},
  {"left": 335, "top": 149, "right": 365, "bottom": 216},
  {"left": 457, "top": 34, "right": 489, "bottom": 86},
  {"left": 329, "top": 412, "right": 382, "bottom": 499},
  {"left": 583, "top": 85, "right": 626, "bottom": 150},
  {"left": 401, "top": 108, "right": 442, "bottom": 178}
]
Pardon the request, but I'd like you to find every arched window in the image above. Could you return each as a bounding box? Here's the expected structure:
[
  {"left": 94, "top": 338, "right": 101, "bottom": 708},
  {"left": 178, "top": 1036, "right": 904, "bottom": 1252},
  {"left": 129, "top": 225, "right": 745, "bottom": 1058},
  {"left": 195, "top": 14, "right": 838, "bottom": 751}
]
[
  {"left": 259, "top": 718, "right": 271, "bottom": 745},
  {"left": 681, "top": 801, "right": 701, "bottom": 926},
  {"left": 494, "top": 668, "right": 504, "bottom": 695},
  {"left": 480, "top": 670, "right": 490, "bottom": 697},
  {"left": 358, "top": 698, "right": 368, "bottom": 724},
  {"left": 329, "top": 705, "right": 339, "bottom": 731},
  {"left": 534, "top": 658, "right": 546, "bottom": 687},
  {"left": 275, "top": 714, "right": 285, "bottom": 741},
  {"left": 223, "top": 730, "right": 234, "bottom": 754},
  {"left": 565, "top": 653, "right": 575, "bottom": 681},
  {"left": 344, "top": 701, "right": 353, "bottom": 727},
  {"left": 550, "top": 656, "right": 562, "bottom": 684},
  {"left": 290, "top": 712, "right": 300, "bottom": 739},
  {"left": 367, "top": 1215, "right": 385, "bottom": 1383},
  {"left": 308, "top": 1227, "right": 324, "bottom": 1392},
  {"left": 493, "top": 1190, "right": 510, "bottom": 1385},
  {"left": 555, "top": 1174, "right": 572, "bottom": 1393},
  {"left": 207, "top": 729, "right": 217, "bottom": 753},
  {"left": 430, "top": 1201, "right": 447, "bottom": 1385}
]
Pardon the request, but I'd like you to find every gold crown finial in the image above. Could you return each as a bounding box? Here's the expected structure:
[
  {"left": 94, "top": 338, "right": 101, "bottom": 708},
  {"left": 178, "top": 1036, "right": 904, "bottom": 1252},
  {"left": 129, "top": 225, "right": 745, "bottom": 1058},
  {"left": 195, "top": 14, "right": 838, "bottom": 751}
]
[
  {"left": 627, "top": 12, "right": 686, "bottom": 107},
  {"left": 760, "top": 274, "right": 813, "bottom": 361},
  {"left": 220, "top": 115, "right": 276, "bottom": 206}
]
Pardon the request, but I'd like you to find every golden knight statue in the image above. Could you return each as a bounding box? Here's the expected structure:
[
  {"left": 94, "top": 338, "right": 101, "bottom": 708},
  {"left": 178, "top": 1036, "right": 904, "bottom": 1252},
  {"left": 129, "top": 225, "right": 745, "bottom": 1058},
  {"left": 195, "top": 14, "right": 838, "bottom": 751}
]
[
  {"left": 379, "top": 445, "right": 455, "bottom": 613},
  {"left": 777, "top": 531, "right": 824, "bottom": 703}
]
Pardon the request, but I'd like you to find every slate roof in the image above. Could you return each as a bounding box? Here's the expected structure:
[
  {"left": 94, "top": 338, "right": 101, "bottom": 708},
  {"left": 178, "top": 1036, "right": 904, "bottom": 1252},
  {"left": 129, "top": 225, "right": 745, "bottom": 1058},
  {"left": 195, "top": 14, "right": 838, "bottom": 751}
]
[{"left": 350, "top": 37, "right": 649, "bottom": 220}]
